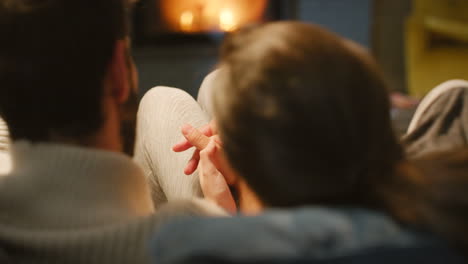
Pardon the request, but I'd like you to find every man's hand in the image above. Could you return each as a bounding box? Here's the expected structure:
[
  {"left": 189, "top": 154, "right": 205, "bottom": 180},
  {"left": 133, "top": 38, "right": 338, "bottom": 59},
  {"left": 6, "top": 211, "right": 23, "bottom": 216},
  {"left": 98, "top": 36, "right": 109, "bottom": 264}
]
[{"left": 172, "top": 120, "right": 217, "bottom": 175}]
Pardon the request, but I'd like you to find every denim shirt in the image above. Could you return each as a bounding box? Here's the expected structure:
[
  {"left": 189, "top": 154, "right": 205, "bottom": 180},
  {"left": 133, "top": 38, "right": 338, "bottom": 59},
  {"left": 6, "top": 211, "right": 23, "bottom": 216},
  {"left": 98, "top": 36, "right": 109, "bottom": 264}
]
[{"left": 151, "top": 207, "right": 455, "bottom": 263}]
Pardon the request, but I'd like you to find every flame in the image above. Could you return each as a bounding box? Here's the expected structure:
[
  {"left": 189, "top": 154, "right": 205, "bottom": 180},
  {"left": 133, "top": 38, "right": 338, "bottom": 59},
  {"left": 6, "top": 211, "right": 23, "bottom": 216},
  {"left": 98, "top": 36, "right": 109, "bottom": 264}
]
[
  {"left": 219, "top": 9, "right": 237, "bottom": 32},
  {"left": 180, "top": 10, "right": 194, "bottom": 31},
  {"left": 162, "top": 0, "right": 267, "bottom": 33}
]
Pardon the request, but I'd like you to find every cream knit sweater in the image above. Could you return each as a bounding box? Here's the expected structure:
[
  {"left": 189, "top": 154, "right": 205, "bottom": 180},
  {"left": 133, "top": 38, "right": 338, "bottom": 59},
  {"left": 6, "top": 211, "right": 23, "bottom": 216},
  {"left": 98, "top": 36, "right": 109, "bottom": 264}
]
[{"left": 0, "top": 141, "right": 224, "bottom": 263}]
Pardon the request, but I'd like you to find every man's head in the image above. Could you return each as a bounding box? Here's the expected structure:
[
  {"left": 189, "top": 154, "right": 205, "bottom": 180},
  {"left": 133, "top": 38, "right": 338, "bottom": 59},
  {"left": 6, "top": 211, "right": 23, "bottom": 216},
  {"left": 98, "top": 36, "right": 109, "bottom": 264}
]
[
  {"left": 0, "top": 0, "right": 138, "bottom": 154},
  {"left": 214, "top": 22, "right": 403, "bottom": 209}
]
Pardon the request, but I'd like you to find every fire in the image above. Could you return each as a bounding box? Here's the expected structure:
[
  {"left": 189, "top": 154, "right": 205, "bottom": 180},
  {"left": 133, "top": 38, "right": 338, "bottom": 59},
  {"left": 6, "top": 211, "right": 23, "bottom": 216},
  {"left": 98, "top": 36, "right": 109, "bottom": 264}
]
[
  {"left": 162, "top": 0, "right": 267, "bottom": 33},
  {"left": 219, "top": 9, "right": 237, "bottom": 32},
  {"left": 180, "top": 10, "right": 195, "bottom": 31}
]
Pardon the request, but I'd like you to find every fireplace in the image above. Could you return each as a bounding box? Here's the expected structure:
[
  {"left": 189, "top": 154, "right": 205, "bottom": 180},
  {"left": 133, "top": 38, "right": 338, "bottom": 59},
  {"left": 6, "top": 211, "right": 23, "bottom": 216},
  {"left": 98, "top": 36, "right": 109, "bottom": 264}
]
[
  {"left": 132, "top": 0, "right": 297, "bottom": 97},
  {"left": 132, "top": 0, "right": 292, "bottom": 45},
  {"left": 160, "top": 0, "right": 268, "bottom": 33}
]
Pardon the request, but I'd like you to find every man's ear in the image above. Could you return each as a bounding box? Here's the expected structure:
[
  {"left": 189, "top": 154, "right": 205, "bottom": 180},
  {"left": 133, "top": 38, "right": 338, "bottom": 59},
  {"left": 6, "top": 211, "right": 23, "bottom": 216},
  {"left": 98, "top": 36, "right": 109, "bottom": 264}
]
[{"left": 109, "top": 40, "right": 130, "bottom": 103}]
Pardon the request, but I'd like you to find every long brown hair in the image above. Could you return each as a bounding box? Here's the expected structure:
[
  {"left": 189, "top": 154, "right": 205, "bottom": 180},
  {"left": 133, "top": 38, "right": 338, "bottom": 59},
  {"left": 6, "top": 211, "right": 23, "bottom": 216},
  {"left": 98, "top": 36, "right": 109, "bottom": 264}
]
[
  {"left": 385, "top": 150, "right": 468, "bottom": 249},
  {"left": 213, "top": 21, "right": 468, "bottom": 249},
  {"left": 214, "top": 22, "right": 402, "bottom": 208}
]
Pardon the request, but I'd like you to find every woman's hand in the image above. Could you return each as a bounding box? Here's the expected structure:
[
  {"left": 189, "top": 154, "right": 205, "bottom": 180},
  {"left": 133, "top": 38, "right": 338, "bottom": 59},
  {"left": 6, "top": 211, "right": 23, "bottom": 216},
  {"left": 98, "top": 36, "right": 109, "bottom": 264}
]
[
  {"left": 174, "top": 123, "right": 237, "bottom": 213},
  {"left": 198, "top": 137, "right": 237, "bottom": 214}
]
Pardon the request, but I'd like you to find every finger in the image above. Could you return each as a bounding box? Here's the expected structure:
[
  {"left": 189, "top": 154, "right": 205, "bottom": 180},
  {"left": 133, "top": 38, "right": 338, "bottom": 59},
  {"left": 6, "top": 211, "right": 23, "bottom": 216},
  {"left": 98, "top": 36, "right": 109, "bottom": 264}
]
[
  {"left": 182, "top": 124, "right": 210, "bottom": 150},
  {"left": 209, "top": 119, "right": 218, "bottom": 135},
  {"left": 199, "top": 141, "right": 237, "bottom": 214},
  {"left": 184, "top": 150, "right": 200, "bottom": 175},
  {"left": 172, "top": 140, "right": 194, "bottom": 152},
  {"left": 199, "top": 142, "right": 219, "bottom": 191},
  {"left": 212, "top": 134, "right": 223, "bottom": 147},
  {"left": 198, "top": 135, "right": 236, "bottom": 185},
  {"left": 200, "top": 123, "right": 214, "bottom": 137},
  {"left": 199, "top": 146, "right": 219, "bottom": 177},
  {"left": 200, "top": 140, "right": 234, "bottom": 185},
  {"left": 172, "top": 123, "right": 213, "bottom": 152}
]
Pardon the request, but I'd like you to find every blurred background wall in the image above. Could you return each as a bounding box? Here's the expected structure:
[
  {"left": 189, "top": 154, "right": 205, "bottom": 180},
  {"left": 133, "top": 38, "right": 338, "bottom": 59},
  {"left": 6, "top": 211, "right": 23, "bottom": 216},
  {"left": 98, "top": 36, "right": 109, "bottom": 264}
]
[
  {"left": 297, "top": 0, "right": 371, "bottom": 47},
  {"left": 133, "top": 0, "right": 376, "bottom": 96},
  {"left": 133, "top": 0, "right": 468, "bottom": 98}
]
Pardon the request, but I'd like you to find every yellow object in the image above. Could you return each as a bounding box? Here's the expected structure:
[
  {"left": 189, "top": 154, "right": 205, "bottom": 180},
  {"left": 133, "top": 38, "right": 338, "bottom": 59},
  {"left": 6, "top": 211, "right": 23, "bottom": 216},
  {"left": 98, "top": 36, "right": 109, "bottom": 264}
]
[{"left": 406, "top": 0, "right": 468, "bottom": 97}]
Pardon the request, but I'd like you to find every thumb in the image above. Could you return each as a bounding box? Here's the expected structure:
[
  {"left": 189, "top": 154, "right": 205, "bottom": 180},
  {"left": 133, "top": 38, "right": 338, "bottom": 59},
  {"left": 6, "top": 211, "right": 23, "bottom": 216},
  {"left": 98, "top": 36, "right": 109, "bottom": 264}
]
[{"left": 182, "top": 124, "right": 210, "bottom": 150}]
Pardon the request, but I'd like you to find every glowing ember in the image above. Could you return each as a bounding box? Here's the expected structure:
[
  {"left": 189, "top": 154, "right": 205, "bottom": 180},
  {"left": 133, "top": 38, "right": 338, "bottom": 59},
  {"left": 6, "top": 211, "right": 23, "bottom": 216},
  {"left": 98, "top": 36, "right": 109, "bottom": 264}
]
[
  {"left": 180, "top": 10, "right": 195, "bottom": 31},
  {"left": 160, "top": 0, "right": 267, "bottom": 33},
  {"left": 219, "top": 9, "right": 237, "bottom": 32}
]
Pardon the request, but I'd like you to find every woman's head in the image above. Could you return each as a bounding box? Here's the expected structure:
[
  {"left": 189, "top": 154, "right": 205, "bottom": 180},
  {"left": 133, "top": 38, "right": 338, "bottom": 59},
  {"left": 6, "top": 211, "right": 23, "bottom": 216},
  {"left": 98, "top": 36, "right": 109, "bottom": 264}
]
[{"left": 213, "top": 22, "right": 403, "bottom": 208}]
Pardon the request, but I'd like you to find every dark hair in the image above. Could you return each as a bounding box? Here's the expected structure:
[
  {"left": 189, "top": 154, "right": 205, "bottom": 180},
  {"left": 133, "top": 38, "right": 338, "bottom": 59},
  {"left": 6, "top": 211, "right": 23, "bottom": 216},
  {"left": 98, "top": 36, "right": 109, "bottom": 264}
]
[
  {"left": 214, "top": 22, "right": 403, "bottom": 208},
  {"left": 0, "top": 0, "right": 130, "bottom": 141}
]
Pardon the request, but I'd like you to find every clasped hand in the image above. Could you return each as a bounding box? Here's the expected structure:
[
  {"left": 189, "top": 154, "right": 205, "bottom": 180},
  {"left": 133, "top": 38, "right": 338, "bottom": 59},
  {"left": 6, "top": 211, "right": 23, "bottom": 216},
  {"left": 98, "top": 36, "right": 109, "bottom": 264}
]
[{"left": 172, "top": 121, "right": 237, "bottom": 214}]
